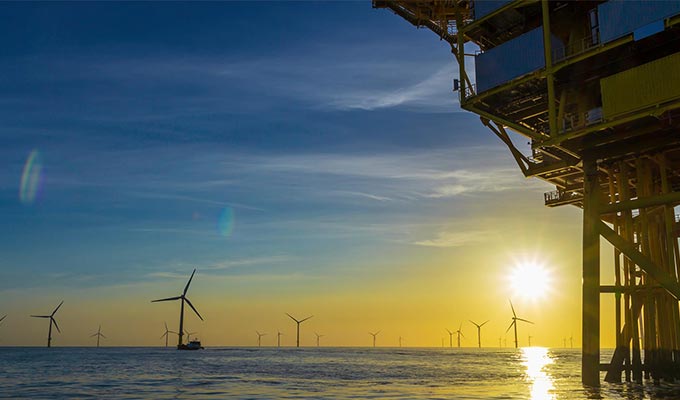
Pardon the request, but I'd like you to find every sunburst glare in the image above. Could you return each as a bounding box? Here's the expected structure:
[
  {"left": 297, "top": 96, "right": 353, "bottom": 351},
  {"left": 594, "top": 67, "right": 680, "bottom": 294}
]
[{"left": 508, "top": 260, "right": 552, "bottom": 300}]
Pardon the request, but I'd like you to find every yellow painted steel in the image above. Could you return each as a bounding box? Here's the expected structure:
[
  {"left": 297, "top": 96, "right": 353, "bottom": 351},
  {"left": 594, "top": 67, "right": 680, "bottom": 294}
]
[{"left": 601, "top": 52, "right": 680, "bottom": 119}]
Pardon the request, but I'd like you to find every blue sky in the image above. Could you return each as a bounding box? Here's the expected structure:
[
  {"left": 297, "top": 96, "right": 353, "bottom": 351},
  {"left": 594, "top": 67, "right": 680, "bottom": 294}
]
[{"left": 0, "top": 2, "right": 592, "bottom": 346}]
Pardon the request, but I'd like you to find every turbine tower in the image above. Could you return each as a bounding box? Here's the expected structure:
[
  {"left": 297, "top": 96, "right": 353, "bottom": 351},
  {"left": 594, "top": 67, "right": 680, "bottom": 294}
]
[
  {"left": 399, "top": 336, "right": 403, "bottom": 347},
  {"left": 369, "top": 330, "right": 381, "bottom": 347},
  {"left": 286, "top": 313, "right": 312, "bottom": 348},
  {"left": 277, "top": 331, "right": 283, "bottom": 347},
  {"left": 469, "top": 320, "right": 489, "bottom": 348},
  {"left": 528, "top": 335, "right": 533, "bottom": 347},
  {"left": 445, "top": 328, "right": 454, "bottom": 348},
  {"left": 505, "top": 300, "right": 534, "bottom": 348},
  {"left": 90, "top": 325, "right": 106, "bottom": 348},
  {"left": 315, "top": 332, "right": 324, "bottom": 347},
  {"left": 256, "top": 331, "right": 266, "bottom": 347},
  {"left": 30, "top": 301, "right": 63, "bottom": 348},
  {"left": 455, "top": 323, "right": 464, "bottom": 348},
  {"left": 160, "top": 322, "right": 178, "bottom": 347},
  {"left": 151, "top": 269, "right": 204, "bottom": 349}
]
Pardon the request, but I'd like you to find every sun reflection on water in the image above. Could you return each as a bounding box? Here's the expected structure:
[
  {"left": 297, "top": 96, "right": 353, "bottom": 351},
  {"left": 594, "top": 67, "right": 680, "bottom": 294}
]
[{"left": 522, "top": 347, "right": 556, "bottom": 400}]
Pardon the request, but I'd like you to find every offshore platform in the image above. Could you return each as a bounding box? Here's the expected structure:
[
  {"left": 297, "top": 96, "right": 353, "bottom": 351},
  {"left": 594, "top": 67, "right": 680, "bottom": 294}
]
[{"left": 374, "top": 0, "right": 680, "bottom": 386}]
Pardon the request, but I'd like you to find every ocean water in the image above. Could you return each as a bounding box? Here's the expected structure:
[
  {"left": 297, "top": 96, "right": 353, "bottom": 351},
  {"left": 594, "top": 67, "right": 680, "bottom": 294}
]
[{"left": 1, "top": 347, "right": 679, "bottom": 399}]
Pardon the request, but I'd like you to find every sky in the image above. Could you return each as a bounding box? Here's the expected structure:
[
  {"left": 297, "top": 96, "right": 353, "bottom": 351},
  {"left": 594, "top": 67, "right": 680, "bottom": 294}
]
[{"left": 0, "top": 2, "right": 614, "bottom": 348}]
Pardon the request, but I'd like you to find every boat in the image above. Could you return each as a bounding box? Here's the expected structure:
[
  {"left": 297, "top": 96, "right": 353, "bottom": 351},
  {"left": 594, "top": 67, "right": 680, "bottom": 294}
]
[{"left": 178, "top": 339, "right": 204, "bottom": 350}]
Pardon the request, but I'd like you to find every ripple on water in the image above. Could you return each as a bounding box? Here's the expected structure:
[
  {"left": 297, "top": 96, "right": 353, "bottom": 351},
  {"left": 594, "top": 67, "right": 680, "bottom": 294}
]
[{"left": 0, "top": 347, "right": 678, "bottom": 399}]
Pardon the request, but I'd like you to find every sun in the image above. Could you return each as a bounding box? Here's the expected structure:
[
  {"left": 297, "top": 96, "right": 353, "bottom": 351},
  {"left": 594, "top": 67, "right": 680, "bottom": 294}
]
[{"left": 509, "top": 261, "right": 552, "bottom": 300}]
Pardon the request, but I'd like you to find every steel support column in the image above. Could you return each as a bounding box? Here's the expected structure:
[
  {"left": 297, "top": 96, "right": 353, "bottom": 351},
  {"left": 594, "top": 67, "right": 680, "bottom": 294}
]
[{"left": 582, "top": 159, "right": 601, "bottom": 386}]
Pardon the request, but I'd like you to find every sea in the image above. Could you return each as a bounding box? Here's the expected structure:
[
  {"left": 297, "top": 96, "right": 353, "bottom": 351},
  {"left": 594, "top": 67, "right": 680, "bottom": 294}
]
[{"left": 1, "top": 347, "right": 679, "bottom": 399}]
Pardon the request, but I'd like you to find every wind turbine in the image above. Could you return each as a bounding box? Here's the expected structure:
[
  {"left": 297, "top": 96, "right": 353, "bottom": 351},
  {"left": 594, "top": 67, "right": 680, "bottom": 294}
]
[
  {"left": 505, "top": 300, "right": 533, "bottom": 348},
  {"left": 445, "top": 328, "right": 454, "bottom": 348},
  {"left": 399, "top": 336, "right": 403, "bottom": 347},
  {"left": 369, "top": 330, "right": 381, "bottom": 347},
  {"left": 499, "top": 337, "right": 502, "bottom": 348},
  {"left": 286, "top": 313, "right": 312, "bottom": 347},
  {"left": 455, "top": 323, "right": 464, "bottom": 348},
  {"left": 528, "top": 335, "right": 533, "bottom": 347},
  {"left": 151, "top": 269, "right": 203, "bottom": 349},
  {"left": 184, "top": 329, "right": 197, "bottom": 342},
  {"left": 570, "top": 335, "right": 574, "bottom": 348},
  {"left": 0, "top": 315, "right": 6, "bottom": 325},
  {"left": 90, "top": 325, "right": 106, "bottom": 348},
  {"left": 277, "top": 331, "right": 283, "bottom": 347},
  {"left": 563, "top": 337, "right": 567, "bottom": 348},
  {"left": 469, "top": 320, "right": 489, "bottom": 348},
  {"left": 30, "top": 301, "right": 63, "bottom": 348},
  {"left": 256, "top": 331, "right": 266, "bottom": 347},
  {"left": 160, "top": 322, "right": 178, "bottom": 347},
  {"left": 314, "top": 332, "right": 324, "bottom": 347}
]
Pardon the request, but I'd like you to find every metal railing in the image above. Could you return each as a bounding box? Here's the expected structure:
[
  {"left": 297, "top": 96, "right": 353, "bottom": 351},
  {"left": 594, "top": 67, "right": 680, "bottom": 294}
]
[
  {"left": 552, "top": 30, "right": 600, "bottom": 63},
  {"left": 459, "top": 83, "right": 477, "bottom": 101},
  {"left": 544, "top": 189, "right": 582, "bottom": 205},
  {"left": 562, "top": 108, "right": 603, "bottom": 133}
]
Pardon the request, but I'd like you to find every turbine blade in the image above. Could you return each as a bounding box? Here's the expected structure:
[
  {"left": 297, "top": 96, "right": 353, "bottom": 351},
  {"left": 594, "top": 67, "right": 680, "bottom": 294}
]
[
  {"left": 184, "top": 297, "right": 203, "bottom": 321},
  {"left": 31, "top": 315, "right": 50, "bottom": 318},
  {"left": 183, "top": 269, "right": 197, "bottom": 295},
  {"left": 164, "top": 321, "right": 168, "bottom": 331},
  {"left": 151, "top": 296, "right": 181, "bottom": 303},
  {"left": 52, "top": 318, "right": 61, "bottom": 333},
  {"left": 0, "top": 315, "right": 6, "bottom": 323},
  {"left": 460, "top": 332, "right": 465, "bottom": 338},
  {"left": 446, "top": 329, "right": 452, "bottom": 334},
  {"left": 480, "top": 320, "right": 489, "bottom": 327},
  {"left": 376, "top": 330, "right": 381, "bottom": 336},
  {"left": 505, "top": 321, "right": 515, "bottom": 333},
  {"left": 161, "top": 332, "right": 167, "bottom": 339},
  {"left": 516, "top": 318, "right": 534, "bottom": 324},
  {"left": 300, "top": 315, "right": 313, "bottom": 323},
  {"left": 286, "top": 313, "right": 299, "bottom": 323},
  {"left": 90, "top": 333, "right": 98, "bottom": 337},
  {"left": 52, "top": 301, "right": 64, "bottom": 316},
  {"left": 509, "top": 299, "right": 516, "bottom": 318},
  {"left": 458, "top": 322, "right": 462, "bottom": 331},
  {"left": 469, "top": 320, "right": 479, "bottom": 328},
  {"left": 100, "top": 334, "right": 106, "bottom": 339}
]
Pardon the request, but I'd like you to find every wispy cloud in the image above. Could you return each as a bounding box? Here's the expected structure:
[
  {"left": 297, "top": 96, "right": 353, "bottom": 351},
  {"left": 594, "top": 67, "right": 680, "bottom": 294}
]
[
  {"left": 144, "top": 255, "right": 292, "bottom": 280},
  {"left": 332, "top": 191, "right": 394, "bottom": 202},
  {"left": 413, "top": 230, "right": 491, "bottom": 248},
  {"left": 203, "top": 255, "right": 291, "bottom": 271},
  {"left": 325, "top": 66, "right": 458, "bottom": 111}
]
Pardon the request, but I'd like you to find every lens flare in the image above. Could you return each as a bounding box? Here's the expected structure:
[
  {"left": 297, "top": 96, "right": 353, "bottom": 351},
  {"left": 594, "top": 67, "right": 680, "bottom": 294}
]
[
  {"left": 217, "top": 207, "right": 235, "bottom": 237},
  {"left": 19, "top": 149, "right": 44, "bottom": 205}
]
